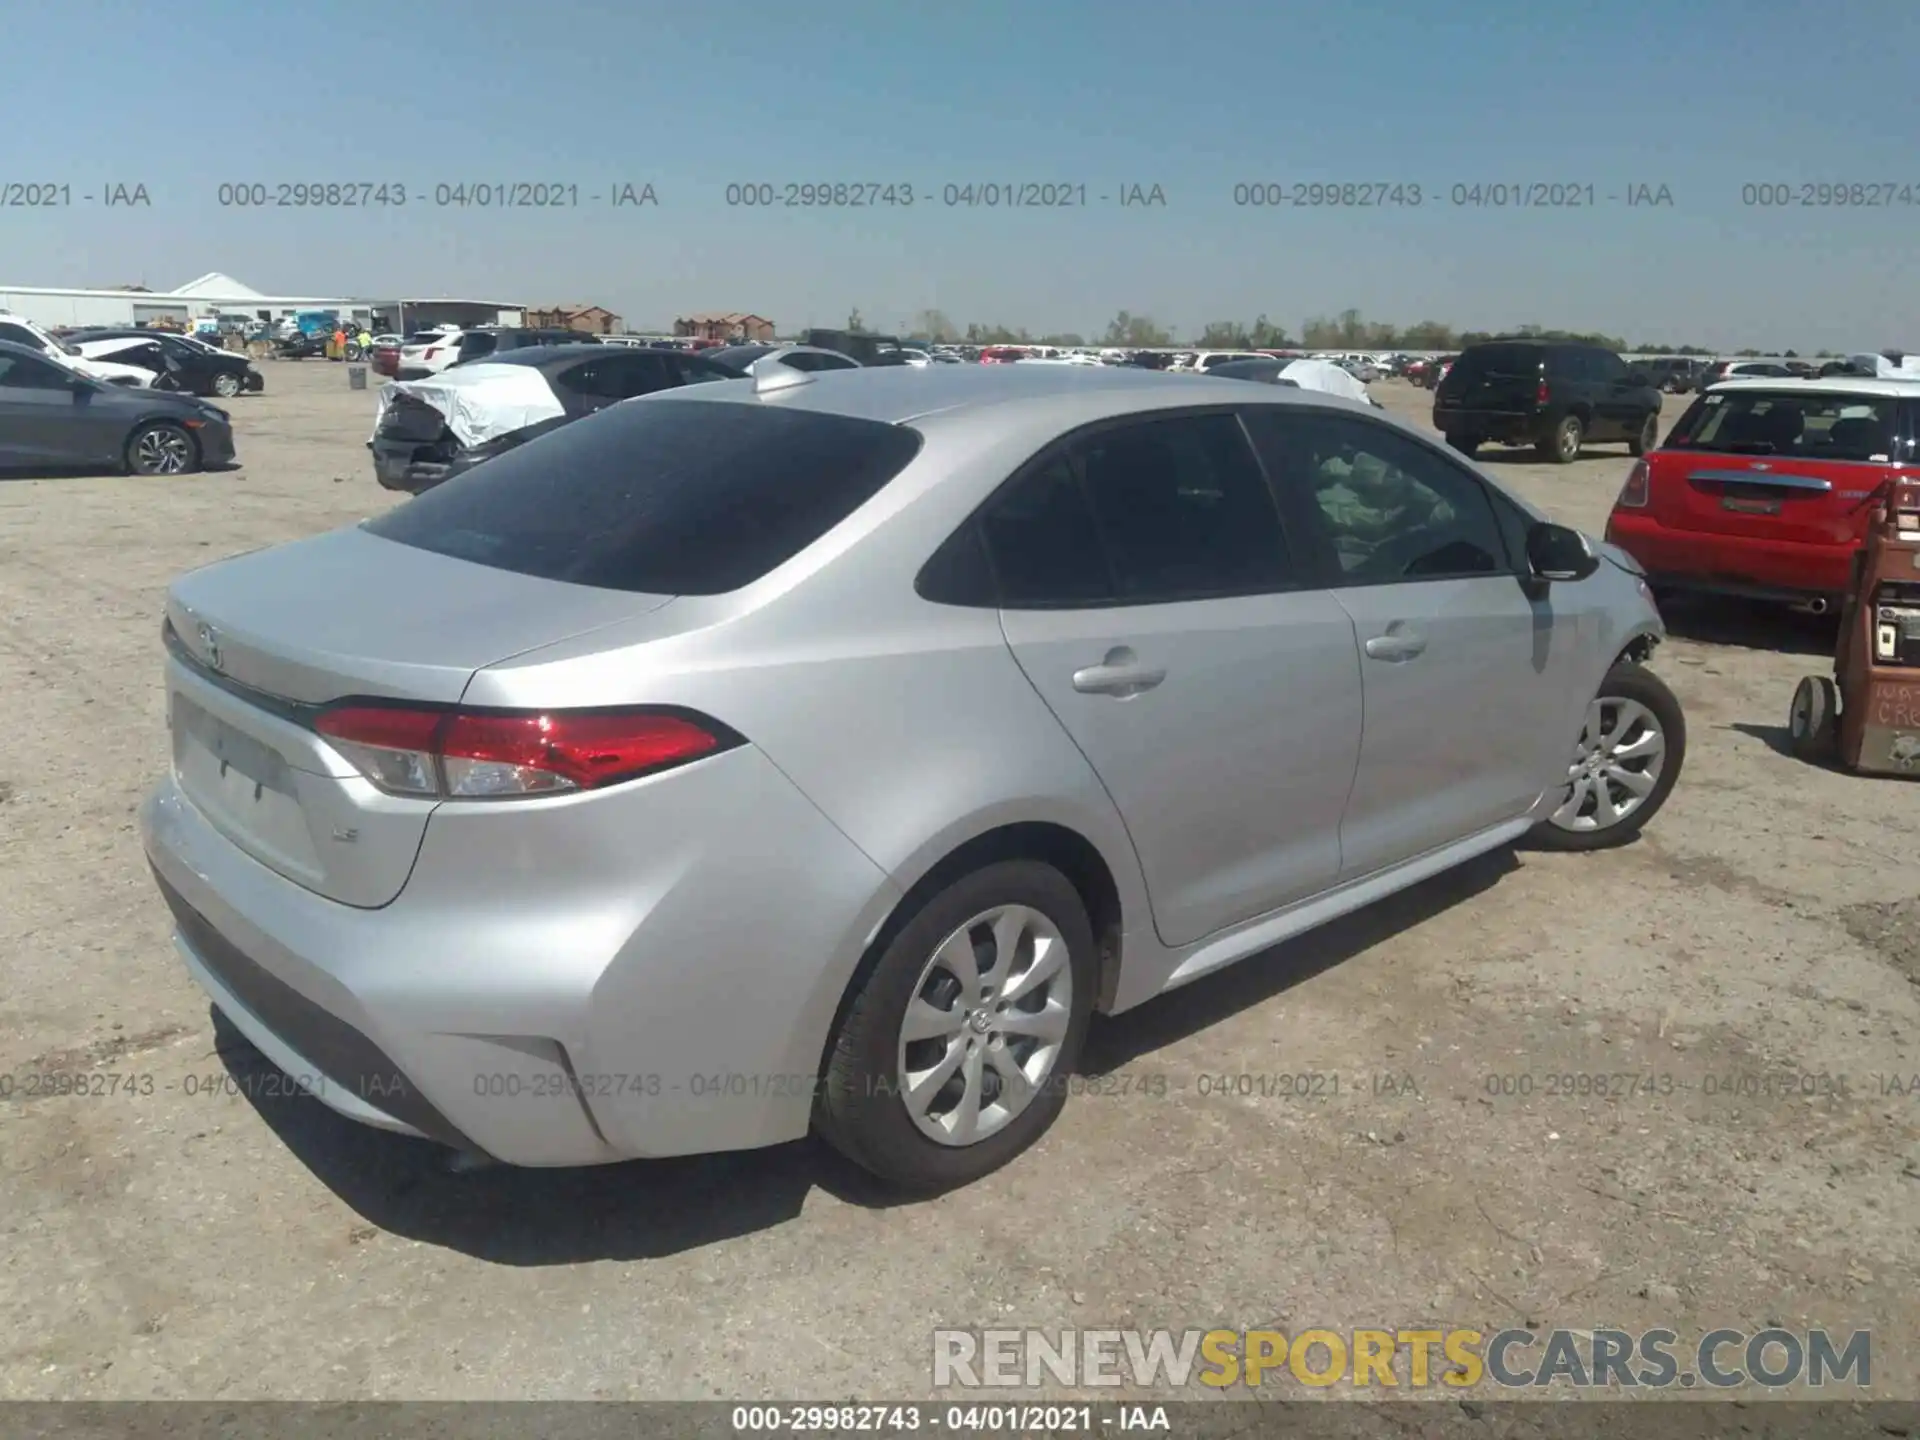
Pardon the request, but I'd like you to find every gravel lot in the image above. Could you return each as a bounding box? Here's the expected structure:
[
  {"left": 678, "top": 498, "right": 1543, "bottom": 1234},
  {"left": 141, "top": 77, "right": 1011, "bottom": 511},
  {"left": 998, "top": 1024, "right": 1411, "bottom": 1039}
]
[{"left": 2, "top": 362, "right": 1916, "bottom": 1401}]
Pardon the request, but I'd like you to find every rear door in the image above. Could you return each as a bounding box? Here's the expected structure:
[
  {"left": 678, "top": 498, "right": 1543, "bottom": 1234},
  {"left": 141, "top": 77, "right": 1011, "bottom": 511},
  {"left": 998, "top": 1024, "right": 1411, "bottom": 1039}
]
[
  {"left": 1245, "top": 408, "right": 1582, "bottom": 877},
  {"left": 1587, "top": 350, "right": 1643, "bottom": 439},
  {"left": 1648, "top": 388, "right": 1908, "bottom": 547},
  {"left": 989, "top": 410, "right": 1363, "bottom": 948}
]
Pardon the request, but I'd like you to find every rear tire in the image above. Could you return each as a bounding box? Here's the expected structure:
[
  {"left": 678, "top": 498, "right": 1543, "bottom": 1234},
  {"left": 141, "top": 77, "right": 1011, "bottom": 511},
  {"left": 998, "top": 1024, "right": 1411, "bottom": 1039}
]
[
  {"left": 1539, "top": 414, "right": 1584, "bottom": 464},
  {"left": 1629, "top": 413, "right": 1658, "bottom": 457},
  {"left": 1447, "top": 432, "right": 1479, "bottom": 457},
  {"left": 815, "top": 860, "right": 1096, "bottom": 1193},
  {"left": 1531, "top": 662, "right": 1685, "bottom": 851},
  {"left": 124, "top": 421, "right": 199, "bottom": 476},
  {"left": 1788, "top": 675, "right": 1839, "bottom": 762}
]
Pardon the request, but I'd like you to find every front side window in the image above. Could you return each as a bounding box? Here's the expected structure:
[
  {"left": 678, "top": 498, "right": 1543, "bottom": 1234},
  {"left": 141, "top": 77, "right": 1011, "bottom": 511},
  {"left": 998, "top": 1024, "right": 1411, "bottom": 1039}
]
[
  {"left": 0, "top": 353, "right": 73, "bottom": 389},
  {"left": 1244, "top": 411, "right": 1508, "bottom": 584}
]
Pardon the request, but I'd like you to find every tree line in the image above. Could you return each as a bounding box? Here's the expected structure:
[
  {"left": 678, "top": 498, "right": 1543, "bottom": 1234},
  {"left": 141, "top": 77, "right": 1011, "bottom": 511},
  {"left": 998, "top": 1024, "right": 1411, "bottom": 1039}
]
[{"left": 845, "top": 308, "right": 1836, "bottom": 357}]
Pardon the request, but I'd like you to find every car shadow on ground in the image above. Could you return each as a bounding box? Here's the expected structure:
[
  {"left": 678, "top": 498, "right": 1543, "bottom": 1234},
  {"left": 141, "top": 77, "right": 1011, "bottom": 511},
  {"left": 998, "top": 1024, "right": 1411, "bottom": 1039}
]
[
  {"left": 1080, "top": 846, "right": 1516, "bottom": 1073},
  {"left": 1658, "top": 594, "right": 1837, "bottom": 658},
  {"left": 1468, "top": 446, "right": 1630, "bottom": 465},
  {"left": 0, "top": 462, "right": 243, "bottom": 481},
  {"left": 215, "top": 848, "right": 1520, "bottom": 1263},
  {"left": 211, "top": 1006, "right": 904, "bottom": 1263}
]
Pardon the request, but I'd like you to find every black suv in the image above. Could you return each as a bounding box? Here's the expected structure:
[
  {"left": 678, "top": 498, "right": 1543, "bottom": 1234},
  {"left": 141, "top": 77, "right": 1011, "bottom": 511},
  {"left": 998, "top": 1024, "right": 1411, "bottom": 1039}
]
[
  {"left": 449, "top": 327, "right": 600, "bottom": 367},
  {"left": 1433, "top": 340, "right": 1663, "bottom": 464}
]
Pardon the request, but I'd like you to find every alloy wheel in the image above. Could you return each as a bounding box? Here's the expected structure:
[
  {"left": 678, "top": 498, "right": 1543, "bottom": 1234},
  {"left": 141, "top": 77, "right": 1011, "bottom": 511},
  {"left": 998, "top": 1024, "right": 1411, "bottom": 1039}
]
[
  {"left": 1558, "top": 419, "right": 1581, "bottom": 461},
  {"left": 896, "top": 904, "right": 1073, "bottom": 1146},
  {"left": 1550, "top": 696, "right": 1667, "bottom": 832},
  {"left": 213, "top": 372, "right": 241, "bottom": 397},
  {"left": 134, "top": 428, "right": 192, "bottom": 475}
]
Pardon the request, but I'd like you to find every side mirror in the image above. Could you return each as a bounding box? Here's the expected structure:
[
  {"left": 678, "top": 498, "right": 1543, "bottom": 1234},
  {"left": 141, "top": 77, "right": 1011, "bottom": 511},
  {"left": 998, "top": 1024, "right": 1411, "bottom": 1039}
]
[{"left": 1525, "top": 522, "right": 1600, "bottom": 583}]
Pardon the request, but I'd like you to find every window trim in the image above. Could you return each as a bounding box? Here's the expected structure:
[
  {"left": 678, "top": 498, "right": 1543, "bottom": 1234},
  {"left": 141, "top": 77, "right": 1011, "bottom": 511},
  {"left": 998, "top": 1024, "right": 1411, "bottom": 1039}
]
[
  {"left": 1243, "top": 407, "right": 1525, "bottom": 590},
  {"left": 917, "top": 403, "right": 1312, "bottom": 611}
]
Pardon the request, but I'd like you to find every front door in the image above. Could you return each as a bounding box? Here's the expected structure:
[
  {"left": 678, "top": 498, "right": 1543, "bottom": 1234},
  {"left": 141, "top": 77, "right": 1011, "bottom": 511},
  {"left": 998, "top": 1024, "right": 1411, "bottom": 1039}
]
[
  {"left": 985, "top": 411, "right": 1364, "bottom": 948},
  {"left": 1244, "top": 408, "right": 1581, "bottom": 877},
  {"left": 0, "top": 352, "right": 113, "bottom": 465}
]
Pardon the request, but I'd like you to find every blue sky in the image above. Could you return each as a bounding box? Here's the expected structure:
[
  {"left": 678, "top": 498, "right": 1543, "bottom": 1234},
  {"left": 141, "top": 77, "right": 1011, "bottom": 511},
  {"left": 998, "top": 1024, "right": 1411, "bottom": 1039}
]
[{"left": 4, "top": 0, "right": 1917, "bottom": 348}]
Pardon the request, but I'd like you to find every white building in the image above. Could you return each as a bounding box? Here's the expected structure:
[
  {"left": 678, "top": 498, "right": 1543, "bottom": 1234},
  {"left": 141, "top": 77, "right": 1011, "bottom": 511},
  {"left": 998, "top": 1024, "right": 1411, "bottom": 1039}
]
[{"left": 0, "top": 272, "right": 369, "bottom": 330}]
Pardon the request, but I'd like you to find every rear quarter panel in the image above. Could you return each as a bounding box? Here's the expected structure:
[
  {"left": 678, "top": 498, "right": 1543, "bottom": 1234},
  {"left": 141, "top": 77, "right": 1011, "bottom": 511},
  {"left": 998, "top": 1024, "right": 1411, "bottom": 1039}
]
[{"left": 462, "top": 415, "right": 1159, "bottom": 1010}]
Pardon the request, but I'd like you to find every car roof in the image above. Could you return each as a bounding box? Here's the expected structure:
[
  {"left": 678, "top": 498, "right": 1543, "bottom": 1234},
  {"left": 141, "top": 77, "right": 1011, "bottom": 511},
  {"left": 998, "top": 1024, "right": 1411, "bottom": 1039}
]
[
  {"left": 653, "top": 357, "right": 1384, "bottom": 428},
  {"left": 1708, "top": 376, "right": 1920, "bottom": 398},
  {"left": 481, "top": 344, "right": 620, "bottom": 367}
]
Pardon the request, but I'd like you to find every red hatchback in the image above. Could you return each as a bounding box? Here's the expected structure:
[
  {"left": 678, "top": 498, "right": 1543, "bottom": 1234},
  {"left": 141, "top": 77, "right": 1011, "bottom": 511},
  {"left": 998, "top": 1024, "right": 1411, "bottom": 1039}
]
[{"left": 1605, "top": 379, "right": 1920, "bottom": 609}]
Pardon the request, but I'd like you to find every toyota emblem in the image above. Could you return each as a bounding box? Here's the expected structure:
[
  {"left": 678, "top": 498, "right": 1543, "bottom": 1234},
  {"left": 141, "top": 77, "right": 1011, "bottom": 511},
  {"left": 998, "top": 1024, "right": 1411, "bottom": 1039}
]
[{"left": 197, "top": 621, "right": 222, "bottom": 672}]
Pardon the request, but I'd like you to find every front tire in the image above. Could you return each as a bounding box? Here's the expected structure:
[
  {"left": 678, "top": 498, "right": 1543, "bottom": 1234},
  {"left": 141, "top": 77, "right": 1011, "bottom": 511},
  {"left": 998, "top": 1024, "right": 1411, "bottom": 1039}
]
[
  {"left": 124, "top": 421, "right": 199, "bottom": 476},
  {"left": 1531, "top": 662, "right": 1685, "bottom": 850},
  {"left": 212, "top": 371, "right": 242, "bottom": 398},
  {"left": 816, "top": 860, "right": 1096, "bottom": 1192},
  {"left": 1540, "top": 414, "right": 1584, "bottom": 464},
  {"left": 1629, "top": 413, "right": 1658, "bottom": 457}
]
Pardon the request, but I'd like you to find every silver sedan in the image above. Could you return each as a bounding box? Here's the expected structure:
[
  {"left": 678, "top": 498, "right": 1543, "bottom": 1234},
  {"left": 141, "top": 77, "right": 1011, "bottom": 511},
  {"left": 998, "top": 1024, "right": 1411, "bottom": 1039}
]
[{"left": 141, "top": 362, "right": 1683, "bottom": 1191}]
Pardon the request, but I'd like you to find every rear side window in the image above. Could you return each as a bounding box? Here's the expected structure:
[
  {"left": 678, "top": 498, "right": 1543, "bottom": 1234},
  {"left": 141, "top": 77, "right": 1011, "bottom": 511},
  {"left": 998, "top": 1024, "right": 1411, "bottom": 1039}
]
[
  {"left": 362, "top": 399, "right": 924, "bottom": 595},
  {"left": 972, "top": 412, "right": 1296, "bottom": 607},
  {"left": 459, "top": 333, "right": 498, "bottom": 360}
]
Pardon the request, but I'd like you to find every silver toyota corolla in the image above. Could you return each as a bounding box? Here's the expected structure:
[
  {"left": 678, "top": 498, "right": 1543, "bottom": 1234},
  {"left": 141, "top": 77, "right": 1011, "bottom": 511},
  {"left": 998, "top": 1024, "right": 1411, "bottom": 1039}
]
[{"left": 141, "top": 363, "right": 1684, "bottom": 1190}]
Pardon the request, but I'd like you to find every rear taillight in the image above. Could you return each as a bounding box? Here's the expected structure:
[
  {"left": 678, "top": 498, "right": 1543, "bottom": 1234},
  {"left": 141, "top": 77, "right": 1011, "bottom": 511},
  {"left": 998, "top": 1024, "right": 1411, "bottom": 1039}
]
[
  {"left": 1536, "top": 379, "right": 1550, "bottom": 405},
  {"left": 1617, "top": 459, "right": 1650, "bottom": 508},
  {"left": 314, "top": 704, "right": 736, "bottom": 800}
]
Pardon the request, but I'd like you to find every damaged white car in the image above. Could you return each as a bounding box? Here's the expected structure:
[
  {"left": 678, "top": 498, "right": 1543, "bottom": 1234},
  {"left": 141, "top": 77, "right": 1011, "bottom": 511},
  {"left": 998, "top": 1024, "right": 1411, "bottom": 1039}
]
[{"left": 368, "top": 344, "right": 738, "bottom": 493}]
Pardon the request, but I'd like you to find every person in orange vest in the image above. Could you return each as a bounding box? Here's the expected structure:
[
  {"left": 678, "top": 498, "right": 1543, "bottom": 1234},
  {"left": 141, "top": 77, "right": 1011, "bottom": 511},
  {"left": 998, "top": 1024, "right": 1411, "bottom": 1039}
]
[{"left": 331, "top": 324, "right": 346, "bottom": 360}]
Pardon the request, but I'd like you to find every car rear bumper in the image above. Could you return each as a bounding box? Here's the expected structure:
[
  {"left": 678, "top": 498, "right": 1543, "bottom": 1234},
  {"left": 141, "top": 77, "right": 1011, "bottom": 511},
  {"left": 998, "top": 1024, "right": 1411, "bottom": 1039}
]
[
  {"left": 139, "top": 744, "right": 899, "bottom": 1167},
  {"left": 368, "top": 436, "right": 467, "bottom": 492},
  {"left": 1604, "top": 510, "right": 1854, "bottom": 598},
  {"left": 1432, "top": 406, "right": 1548, "bottom": 443}
]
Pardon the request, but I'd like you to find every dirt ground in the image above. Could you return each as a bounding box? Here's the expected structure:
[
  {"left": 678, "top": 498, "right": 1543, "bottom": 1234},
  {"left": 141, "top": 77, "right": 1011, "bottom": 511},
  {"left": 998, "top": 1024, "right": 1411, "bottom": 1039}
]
[{"left": 1, "top": 363, "right": 1915, "bottom": 1402}]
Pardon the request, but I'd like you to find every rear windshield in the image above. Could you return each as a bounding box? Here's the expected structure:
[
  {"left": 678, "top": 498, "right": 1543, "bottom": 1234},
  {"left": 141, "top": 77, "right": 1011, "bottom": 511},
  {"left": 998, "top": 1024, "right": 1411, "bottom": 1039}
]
[
  {"left": 1449, "top": 344, "right": 1544, "bottom": 380},
  {"left": 362, "top": 398, "right": 925, "bottom": 595},
  {"left": 1665, "top": 390, "right": 1900, "bottom": 462}
]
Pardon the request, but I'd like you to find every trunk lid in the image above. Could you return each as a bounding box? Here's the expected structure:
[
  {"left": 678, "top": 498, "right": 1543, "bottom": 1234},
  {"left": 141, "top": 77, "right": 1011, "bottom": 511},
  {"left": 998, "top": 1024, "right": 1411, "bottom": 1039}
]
[
  {"left": 164, "top": 525, "right": 670, "bottom": 906},
  {"left": 1645, "top": 450, "right": 1887, "bottom": 544},
  {"left": 1647, "top": 388, "right": 1908, "bottom": 544}
]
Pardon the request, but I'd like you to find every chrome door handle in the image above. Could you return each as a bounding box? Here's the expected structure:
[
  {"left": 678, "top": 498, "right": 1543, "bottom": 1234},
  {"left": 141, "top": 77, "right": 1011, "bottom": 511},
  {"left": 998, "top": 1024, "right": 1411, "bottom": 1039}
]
[
  {"left": 1073, "top": 647, "right": 1166, "bottom": 697},
  {"left": 1363, "top": 628, "right": 1427, "bottom": 662}
]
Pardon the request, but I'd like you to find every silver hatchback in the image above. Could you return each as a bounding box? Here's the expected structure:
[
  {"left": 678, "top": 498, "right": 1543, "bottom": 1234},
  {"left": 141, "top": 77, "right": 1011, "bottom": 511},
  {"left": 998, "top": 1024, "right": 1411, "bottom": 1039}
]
[{"left": 141, "top": 364, "right": 1683, "bottom": 1190}]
